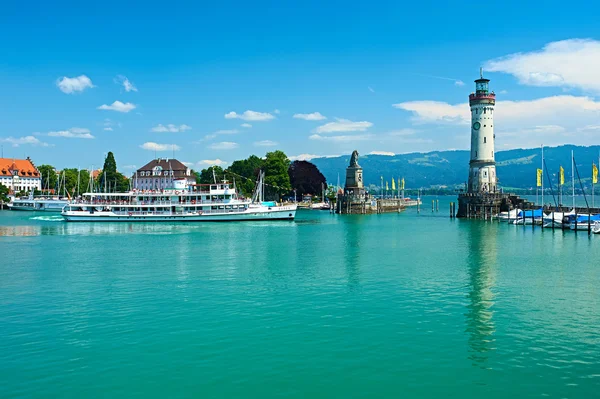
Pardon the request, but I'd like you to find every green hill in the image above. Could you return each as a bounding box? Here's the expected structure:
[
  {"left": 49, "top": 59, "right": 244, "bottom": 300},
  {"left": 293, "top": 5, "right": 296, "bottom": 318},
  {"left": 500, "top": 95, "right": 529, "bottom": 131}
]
[{"left": 311, "top": 145, "right": 600, "bottom": 190}]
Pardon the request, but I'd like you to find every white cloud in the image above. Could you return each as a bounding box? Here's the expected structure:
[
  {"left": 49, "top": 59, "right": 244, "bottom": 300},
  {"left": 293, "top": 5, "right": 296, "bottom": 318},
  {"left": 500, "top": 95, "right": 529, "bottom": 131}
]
[
  {"left": 140, "top": 142, "right": 180, "bottom": 151},
  {"left": 293, "top": 112, "right": 327, "bottom": 121},
  {"left": 48, "top": 127, "right": 94, "bottom": 139},
  {"left": 387, "top": 128, "right": 417, "bottom": 136},
  {"left": 224, "top": 110, "right": 275, "bottom": 121},
  {"left": 314, "top": 118, "right": 373, "bottom": 133},
  {"left": 393, "top": 95, "right": 600, "bottom": 126},
  {"left": 393, "top": 101, "right": 469, "bottom": 124},
  {"left": 151, "top": 124, "right": 192, "bottom": 133},
  {"left": 484, "top": 39, "right": 600, "bottom": 93},
  {"left": 213, "top": 129, "right": 238, "bottom": 135},
  {"left": 289, "top": 154, "right": 340, "bottom": 161},
  {"left": 273, "top": 109, "right": 281, "bottom": 114},
  {"left": 368, "top": 86, "right": 375, "bottom": 93},
  {"left": 203, "top": 129, "right": 239, "bottom": 140},
  {"left": 56, "top": 75, "right": 94, "bottom": 94},
  {"left": 369, "top": 151, "right": 395, "bottom": 156},
  {"left": 115, "top": 75, "right": 138, "bottom": 92},
  {"left": 104, "top": 127, "right": 113, "bottom": 131},
  {"left": 1, "top": 136, "right": 50, "bottom": 147},
  {"left": 417, "top": 74, "right": 465, "bottom": 87},
  {"left": 309, "top": 134, "right": 373, "bottom": 142},
  {"left": 241, "top": 123, "right": 252, "bottom": 128},
  {"left": 97, "top": 101, "right": 136, "bottom": 113},
  {"left": 209, "top": 141, "right": 238, "bottom": 150},
  {"left": 254, "top": 140, "right": 278, "bottom": 147},
  {"left": 198, "top": 159, "right": 228, "bottom": 166}
]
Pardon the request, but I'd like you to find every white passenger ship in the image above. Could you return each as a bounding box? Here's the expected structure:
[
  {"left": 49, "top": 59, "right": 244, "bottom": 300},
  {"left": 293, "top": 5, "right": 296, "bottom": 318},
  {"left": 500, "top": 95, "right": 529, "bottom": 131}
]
[
  {"left": 8, "top": 192, "right": 69, "bottom": 212},
  {"left": 61, "top": 174, "right": 297, "bottom": 222}
]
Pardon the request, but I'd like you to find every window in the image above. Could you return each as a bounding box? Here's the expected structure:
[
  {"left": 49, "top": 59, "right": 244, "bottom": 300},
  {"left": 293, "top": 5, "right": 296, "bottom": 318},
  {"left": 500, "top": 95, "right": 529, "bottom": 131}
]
[
  {"left": 484, "top": 137, "right": 486, "bottom": 143},
  {"left": 475, "top": 151, "right": 477, "bottom": 158},
  {"left": 484, "top": 108, "right": 486, "bottom": 114}
]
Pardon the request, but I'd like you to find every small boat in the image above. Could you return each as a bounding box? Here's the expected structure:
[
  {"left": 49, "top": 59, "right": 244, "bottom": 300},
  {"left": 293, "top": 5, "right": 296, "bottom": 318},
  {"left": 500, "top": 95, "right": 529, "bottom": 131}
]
[
  {"left": 542, "top": 209, "right": 575, "bottom": 227},
  {"left": 496, "top": 208, "right": 521, "bottom": 222},
  {"left": 569, "top": 214, "right": 600, "bottom": 231},
  {"left": 592, "top": 221, "right": 600, "bottom": 234},
  {"left": 7, "top": 192, "right": 69, "bottom": 212},
  {"left": 511, "top": 209, "right": 543, "bottom": 225}
]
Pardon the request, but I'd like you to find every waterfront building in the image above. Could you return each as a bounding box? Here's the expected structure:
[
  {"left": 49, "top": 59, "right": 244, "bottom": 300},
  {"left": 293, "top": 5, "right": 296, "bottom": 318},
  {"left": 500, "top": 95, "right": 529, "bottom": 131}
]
[
  {"left": 468, "top": 69, "right": 497, "bottom": 193},
  {"left": 0, "top": 157, "right": 42, "bottom": 193},
  {"left": 132, "top": 158, "right": 194, "bottom": 191}
]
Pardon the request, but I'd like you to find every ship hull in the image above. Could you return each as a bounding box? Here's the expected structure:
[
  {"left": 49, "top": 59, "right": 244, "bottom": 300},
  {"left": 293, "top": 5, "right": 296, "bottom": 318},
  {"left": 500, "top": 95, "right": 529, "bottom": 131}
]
[{"left": 62, "top": 206, "right": 297, "bottom": 222}]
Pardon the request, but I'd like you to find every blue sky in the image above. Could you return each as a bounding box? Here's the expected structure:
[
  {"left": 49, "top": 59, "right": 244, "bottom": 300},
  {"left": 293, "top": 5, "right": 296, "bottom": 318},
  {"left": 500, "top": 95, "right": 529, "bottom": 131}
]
[{"left": 1, "top": 1, "right": 599, "bottom": 172}]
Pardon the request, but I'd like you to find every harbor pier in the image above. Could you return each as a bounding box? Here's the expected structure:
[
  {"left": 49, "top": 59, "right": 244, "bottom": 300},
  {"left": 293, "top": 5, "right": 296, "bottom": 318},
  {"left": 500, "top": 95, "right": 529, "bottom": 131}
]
[
  {"left": 456, "top": 192, "right": 533, "bottom": 219},
  {"left": 336, "top": 150, "right": 406, "bottom": 214}
]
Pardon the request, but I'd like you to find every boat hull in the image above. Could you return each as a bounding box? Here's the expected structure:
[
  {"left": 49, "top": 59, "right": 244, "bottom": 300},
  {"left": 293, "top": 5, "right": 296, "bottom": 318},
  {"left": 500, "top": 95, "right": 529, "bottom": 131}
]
[
  {"left": 62, "top": 206, "right": 297, "bottom": 222},
  {"left": 7, "top": 202, "right": 67, "bottom": 212}
]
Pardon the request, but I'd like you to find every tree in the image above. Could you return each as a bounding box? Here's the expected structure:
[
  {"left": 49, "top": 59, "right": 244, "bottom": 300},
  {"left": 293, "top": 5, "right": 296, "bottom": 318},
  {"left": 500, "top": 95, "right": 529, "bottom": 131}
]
[
  {"left": 96, "top": 152, "right": 129, "bottom": 192},
  {"left": 61, "top": 168, "right": 91, "bottom": 196},
  {"left": 227, "top": 155, "right": 263, "bottom": 196},
  {"left": 197, "top": 166, "right": 225, "bottom": 185},
  {"left": 0, "top": 184, "right": 9, "bottom": 204},
  {"left": 263, "top": 150, "right": 291, "bottom": 200},
  {"left": 37, "top": 164, "right": 58, "bottom": 192},
  {"left": 288, "top": 160, "right": 326, "bottom": 197}
]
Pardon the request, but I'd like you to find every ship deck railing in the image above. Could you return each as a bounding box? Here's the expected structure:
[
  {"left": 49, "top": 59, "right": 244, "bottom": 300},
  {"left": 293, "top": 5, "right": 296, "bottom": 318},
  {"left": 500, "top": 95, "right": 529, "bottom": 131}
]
[
  {"left": 69, "top": 208, "right": 257, "bottom": 216},
  {"left": 73, "top": 199, "right": 249, "bottom": 206}
]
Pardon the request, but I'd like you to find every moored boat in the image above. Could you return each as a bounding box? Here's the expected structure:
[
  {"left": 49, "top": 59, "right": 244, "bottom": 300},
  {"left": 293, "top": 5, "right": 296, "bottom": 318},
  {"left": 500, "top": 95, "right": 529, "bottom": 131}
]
[
  {"left": 568, "top": 214, "right": 600, "bottom": 231},
  {"left": 7, "top": 192, "right": 69, "bottom": 212},
  {"left": 496, "top": 208, "right": 521, "bottom": 222},
  {"left": 511, "top": 209, "right": 543, "bottom": 225},
  {"left": 542, "top": 209, "right": 575, "bottom": 228},
  {"left": 593, "top": 221, "right": 600, "bottom": 234}
]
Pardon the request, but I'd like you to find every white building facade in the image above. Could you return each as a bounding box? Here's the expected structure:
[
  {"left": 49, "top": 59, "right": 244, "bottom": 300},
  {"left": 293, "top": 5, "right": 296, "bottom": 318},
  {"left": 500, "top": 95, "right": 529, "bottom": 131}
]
[
  {"left": 0, "top": 157, "right": 42, "bottom": 193},
  {"left": 468, "top": 72, "right": 497, "bottom": 193},
  {"left": 133, "top": 158, "right": 195, "bottom": 191}
]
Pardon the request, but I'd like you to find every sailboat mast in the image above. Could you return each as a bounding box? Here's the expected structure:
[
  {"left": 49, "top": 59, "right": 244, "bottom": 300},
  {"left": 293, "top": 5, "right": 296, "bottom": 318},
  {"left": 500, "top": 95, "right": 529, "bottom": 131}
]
[{"left": 572, "top": 150, "right": 575, "bottom": 210}]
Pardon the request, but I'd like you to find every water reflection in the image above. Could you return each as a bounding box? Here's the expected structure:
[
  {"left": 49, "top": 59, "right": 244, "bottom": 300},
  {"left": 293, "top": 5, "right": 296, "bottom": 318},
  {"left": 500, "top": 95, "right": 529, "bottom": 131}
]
[
  {"left": 464, "top": 222, "right": 498, "bottom": 367},
  {"left": 0, "top": 222, "right": 209, "bottom": 237},
  {"left": 342, "top": 216, "right": 365, "bottom": 290}
]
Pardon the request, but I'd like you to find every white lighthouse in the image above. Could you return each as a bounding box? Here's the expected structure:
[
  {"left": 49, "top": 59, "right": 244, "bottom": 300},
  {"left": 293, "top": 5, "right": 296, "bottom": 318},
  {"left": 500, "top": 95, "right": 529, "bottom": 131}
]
[{"left": 468, "top": 69, "right": 497, "bottom": 193}]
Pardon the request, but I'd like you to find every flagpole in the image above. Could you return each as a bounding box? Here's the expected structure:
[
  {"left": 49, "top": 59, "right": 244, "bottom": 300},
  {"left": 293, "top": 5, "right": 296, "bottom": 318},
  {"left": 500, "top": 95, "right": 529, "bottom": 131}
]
[{"left": 541, "top": 144, "right": 544, "bottom": 208}]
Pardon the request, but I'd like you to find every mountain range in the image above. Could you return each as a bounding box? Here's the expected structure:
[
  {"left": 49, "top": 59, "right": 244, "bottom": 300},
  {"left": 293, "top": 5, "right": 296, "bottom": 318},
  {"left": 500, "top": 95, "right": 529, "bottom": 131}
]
[{"left": 310, "top": 145, "right": 600, "bottom": 190}]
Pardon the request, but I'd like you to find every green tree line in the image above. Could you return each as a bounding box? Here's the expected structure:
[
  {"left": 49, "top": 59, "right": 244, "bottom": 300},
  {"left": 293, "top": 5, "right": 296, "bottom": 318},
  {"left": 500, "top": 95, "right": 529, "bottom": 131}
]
[{"left": 195, "top": 150, "right": 327, "bottom": 200}]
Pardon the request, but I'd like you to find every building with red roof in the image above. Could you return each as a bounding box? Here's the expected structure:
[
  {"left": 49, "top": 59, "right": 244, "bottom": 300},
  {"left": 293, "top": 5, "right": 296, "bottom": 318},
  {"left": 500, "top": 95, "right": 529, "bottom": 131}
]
[{"left": 0, "top": 157, "right": 42, "bottom": 193}]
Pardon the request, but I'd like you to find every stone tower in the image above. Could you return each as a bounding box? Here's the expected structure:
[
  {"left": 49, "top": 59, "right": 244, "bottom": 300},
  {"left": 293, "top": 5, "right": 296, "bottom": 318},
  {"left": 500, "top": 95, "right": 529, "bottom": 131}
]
[
  {"left": 345, "top": 150, "right": 364, "bottom": 194},
  {"left": 468, "top": 69, "right": 497, "bottom": 193}
]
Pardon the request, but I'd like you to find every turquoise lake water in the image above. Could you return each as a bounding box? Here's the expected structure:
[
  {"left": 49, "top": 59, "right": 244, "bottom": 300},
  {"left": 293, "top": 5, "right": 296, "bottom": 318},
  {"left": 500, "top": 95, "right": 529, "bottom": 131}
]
[{"left": 1, "top": 196, "right": 599, "bottom": 398}]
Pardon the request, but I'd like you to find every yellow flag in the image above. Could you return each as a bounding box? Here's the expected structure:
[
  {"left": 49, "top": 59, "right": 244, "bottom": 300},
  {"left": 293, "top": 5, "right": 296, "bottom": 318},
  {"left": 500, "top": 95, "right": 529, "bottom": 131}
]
[
  {"left": 559, "top": 166, "right": 565, "bottom": 185},
  {"left": 386, "top": 181, "right": 389, "bottom": 190},
  {"left": 401, "top": 178, "right": 405, "bottom": 190},
  {"left": 391, "top": 177, "right": 396, "bottom": 190},
  {"left": 536, "top": 169, "right": 542, "bottom": 187},
  {"left": 593, "top": 163, "right": 599, "bottom": 184}
]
